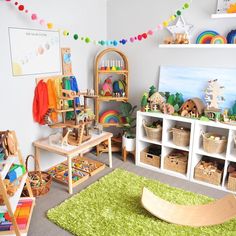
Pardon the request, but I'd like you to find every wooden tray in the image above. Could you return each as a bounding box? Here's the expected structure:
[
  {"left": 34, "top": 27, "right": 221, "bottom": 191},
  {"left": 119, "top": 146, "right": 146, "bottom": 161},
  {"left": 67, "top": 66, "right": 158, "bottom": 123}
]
[
  {"left": 71, "top": 156, "right": 106, "bottom": 176},
  {"left": 47, "top": 164, "right": 89, "bottom": 187}
]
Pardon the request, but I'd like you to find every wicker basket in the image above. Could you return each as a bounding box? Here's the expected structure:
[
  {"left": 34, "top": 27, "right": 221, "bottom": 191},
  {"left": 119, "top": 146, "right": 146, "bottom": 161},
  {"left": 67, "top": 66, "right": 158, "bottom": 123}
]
[
  {"left": 22, "top": 155, "right": 52, "bottom": 197},
  {"left": 202, "top": 132, "right": 227, "bottom": 154},
  {"left": 164, "top": 150, "right": 188, "bottom": 174},
  {"left": 171, "top": 127, "right": 190, "bottom": 147},
  {"left": 140, "top": 147, "right": 161, "bottom": 168},
  {"left": 227, "top": 173, "right": 236, "bottom": 192},
  {"left": 143, "top": 120, "right": 162, "bottom": 141},
  {"left": 194, "top": 161, "right": 222, "bottom": 186}
]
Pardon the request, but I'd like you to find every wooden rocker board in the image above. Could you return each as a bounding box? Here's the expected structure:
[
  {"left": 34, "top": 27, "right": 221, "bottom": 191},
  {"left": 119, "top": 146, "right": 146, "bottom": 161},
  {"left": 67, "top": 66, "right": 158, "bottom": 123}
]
[{"left": 141, "top": 187, "right": 236, "bottom": 227}]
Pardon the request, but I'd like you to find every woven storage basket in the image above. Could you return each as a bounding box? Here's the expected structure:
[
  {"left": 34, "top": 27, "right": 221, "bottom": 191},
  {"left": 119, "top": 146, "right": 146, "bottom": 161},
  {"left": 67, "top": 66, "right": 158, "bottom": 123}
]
[
  {"left": 227, "top": 174, "right": 236, "bottom": 192},
  {"left": 143, "top": 120, "right": 162, "bottom": 141},
  {"left": 22, "top": 155, "right": 52, "bottom": 197},
  {"left": 194, "top": 161, "right": 222, "bottom": 186},
  {"left": 140, "top": 147, "right": 160, "bottom": 168},
  {"left": 164, "top": 151, "right": 188, "bottom": 174},
  {"left": 171, "top": 127, "right": 190, "bottom": 147},
  {"left": 202, "top": 132, "right": 227, "bottom": 154}
]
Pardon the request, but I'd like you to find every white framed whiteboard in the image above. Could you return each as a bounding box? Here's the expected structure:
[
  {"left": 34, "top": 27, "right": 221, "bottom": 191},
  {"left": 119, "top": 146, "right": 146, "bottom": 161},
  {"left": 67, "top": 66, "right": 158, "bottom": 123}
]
[{"left": 9, "top": 28, "right": 61, "bottom": 77}]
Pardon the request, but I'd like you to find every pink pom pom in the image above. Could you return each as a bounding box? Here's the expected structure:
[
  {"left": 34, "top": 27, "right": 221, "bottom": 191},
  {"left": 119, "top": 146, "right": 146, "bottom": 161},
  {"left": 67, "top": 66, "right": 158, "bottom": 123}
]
[
  {"left": 147, "top": 30, "right": 154, "bottom": 35},
  {"left": 39, "top": 19, "right": 45, "bottom": 26},
  {"left": 25, "top": 10, "right": 28, "bottom": 13},
  {"left": 157, "top": 24, "right": 163, "bottom": 30},
  {"left": 138, "top": 35, "right": 142, "bottom": 41},
  {"left": 130, "top": 37, "right": 135, "bottom": 43},
  {"left": 31, "top": 14, "right": 37, "bottom": 20}
]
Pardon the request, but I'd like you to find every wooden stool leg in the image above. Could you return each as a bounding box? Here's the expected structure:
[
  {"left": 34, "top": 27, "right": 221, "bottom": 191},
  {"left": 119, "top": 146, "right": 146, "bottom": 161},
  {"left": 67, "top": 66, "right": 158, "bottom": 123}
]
[{"left": 122, "top": 147, "right": 127, "bottom": 162}]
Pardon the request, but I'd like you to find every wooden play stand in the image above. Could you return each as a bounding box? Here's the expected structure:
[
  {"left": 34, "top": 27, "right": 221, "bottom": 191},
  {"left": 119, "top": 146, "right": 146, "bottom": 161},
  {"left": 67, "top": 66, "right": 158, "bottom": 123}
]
[
  {"left": 141, "top": 187, "right": 236, "bottom": 227},
  {"left": 0, "top": 131, "right": 34, "bottom": 236},
  {"left": 36, "top": 75, "right": 97, "bottom": 146},
  {"left": 94, "top": 48, "right": 129, "bottom": 154}
]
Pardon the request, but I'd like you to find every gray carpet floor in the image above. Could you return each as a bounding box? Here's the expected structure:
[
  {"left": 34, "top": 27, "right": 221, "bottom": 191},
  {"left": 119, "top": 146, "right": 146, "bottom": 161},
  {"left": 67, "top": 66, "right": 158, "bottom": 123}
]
[{"left": 28, "top": 152, "right": 228, "bottom": 236}]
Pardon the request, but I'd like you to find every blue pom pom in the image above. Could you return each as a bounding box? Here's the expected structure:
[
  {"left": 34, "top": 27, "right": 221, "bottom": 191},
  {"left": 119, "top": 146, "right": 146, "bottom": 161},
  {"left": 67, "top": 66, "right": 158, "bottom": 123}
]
[{"left": 113, "top": 40, "right": 118, "bottom": 46}]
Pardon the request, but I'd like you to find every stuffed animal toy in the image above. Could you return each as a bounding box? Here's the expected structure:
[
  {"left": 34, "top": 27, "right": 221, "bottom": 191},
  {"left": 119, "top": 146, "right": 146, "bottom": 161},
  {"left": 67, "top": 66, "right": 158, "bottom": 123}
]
[
  {"left": 101, "top": 77, "right": 113, "bottom": 96},
  {"left": 113, "top": 79, "right": 126, "bottom": 95}
]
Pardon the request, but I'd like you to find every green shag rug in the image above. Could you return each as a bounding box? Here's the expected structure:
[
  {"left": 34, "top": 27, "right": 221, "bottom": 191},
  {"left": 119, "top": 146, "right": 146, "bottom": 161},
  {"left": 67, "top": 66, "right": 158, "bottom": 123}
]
[{"left": 47, "top": 169, "right": 236, "bottom": 236}]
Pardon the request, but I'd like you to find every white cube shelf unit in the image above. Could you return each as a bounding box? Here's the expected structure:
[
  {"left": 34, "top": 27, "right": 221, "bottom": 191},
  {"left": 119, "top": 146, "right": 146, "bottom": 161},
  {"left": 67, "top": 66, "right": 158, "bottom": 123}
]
[{"left": 136, "top": 111, "right": 236, "bottom": 193}]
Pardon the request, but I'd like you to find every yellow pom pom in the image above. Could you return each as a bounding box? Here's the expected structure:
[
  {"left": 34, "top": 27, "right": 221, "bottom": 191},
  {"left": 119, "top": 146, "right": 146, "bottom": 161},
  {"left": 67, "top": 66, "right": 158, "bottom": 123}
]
[
  {"left": 63, "top": 30, "right": 69, "bottom": 36},
  {"left": 163, "top": 21, "right": 169, "bottom": 27},
  {"left": 47, "top": 23, "right": 53, "bottom": 29},
  {"left": 171, "top": 15, "right": 176, "bottom": 21}
]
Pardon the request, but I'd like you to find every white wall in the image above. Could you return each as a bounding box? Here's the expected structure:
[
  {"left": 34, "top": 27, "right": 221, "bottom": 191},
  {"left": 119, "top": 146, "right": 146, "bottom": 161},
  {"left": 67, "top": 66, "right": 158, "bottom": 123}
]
[
  {"left": 0, "top": 0, "right": 107, "bottom": 169},
  {"left": 107, "top": 0, "right": 236, "bottom": 106}
]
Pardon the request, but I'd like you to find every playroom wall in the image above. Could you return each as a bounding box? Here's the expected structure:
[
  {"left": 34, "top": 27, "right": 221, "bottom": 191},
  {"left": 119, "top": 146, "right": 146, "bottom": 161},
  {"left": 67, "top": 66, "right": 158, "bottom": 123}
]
[
  {"left": 0, "top": 0, "right": 107, "bottom": 169},
  {"left": 107, "top": 0, "right": 236, "bottom": 107}
]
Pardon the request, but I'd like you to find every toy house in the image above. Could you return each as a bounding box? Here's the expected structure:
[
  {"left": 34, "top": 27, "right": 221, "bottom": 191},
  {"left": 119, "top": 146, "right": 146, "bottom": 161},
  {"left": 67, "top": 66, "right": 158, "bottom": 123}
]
[{"left": 180, "top": 98, "right": 205, "bottom": 118}]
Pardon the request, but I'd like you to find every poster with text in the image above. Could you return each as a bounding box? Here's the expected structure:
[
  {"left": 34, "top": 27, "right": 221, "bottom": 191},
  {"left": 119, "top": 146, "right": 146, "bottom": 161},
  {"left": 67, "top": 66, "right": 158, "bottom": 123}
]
[{"left": 9, "top": 28, "right": 61, "bottom": 76}]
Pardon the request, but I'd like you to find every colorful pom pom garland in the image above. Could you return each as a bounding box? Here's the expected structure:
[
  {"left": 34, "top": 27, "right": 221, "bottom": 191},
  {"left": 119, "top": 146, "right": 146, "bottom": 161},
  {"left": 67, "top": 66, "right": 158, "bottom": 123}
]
[
  {"left": 4, "top": 0, "right": 192, "bottom": 47},
  {"left": 196, "top": 30, "right": 219, "bottom": 44}
]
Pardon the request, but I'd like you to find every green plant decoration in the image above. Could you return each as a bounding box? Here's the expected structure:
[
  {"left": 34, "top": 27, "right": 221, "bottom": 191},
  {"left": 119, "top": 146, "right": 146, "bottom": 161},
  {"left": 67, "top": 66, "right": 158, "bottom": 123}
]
[
  {"left": 120, "top": 102, "right": 137, "bottom": 138},
  {"left": 141, "top": 93, "right": 148, "bottom": 108},
  {"left": 148, "top": 85, "right": 157, "bottom": 97}
]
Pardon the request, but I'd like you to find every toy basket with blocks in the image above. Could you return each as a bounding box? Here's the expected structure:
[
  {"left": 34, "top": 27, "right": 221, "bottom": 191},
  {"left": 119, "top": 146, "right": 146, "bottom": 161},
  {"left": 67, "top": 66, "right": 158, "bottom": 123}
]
[
  {"left": 202, "top": 132, "right": 227, "bottom": 154},
  {"left": 164, "top": 150, "right": 188, "bottom": 174},
  {"left": 194, "top": 159, "right": 223, "bottom": 186}
]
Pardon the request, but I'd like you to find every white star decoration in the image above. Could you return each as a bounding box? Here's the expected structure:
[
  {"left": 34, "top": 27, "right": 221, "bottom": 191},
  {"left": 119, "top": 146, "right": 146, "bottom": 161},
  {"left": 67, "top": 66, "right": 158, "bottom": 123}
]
[{"left": 167, "top": 16, "right": 193, "bottom": 37}]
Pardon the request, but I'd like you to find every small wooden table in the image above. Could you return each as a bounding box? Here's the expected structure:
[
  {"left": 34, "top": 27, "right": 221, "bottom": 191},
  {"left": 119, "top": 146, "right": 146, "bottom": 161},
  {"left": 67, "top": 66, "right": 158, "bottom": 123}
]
[{"left": 33, "top": 132, "right": 113, "bottom": 194}]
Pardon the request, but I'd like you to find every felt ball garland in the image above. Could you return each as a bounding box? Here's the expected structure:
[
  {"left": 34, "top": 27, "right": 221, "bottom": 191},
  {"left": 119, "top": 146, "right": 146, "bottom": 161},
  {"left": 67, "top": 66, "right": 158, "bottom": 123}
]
[{"left": 4, "top": 0, "right": 192, "bottom": 47}]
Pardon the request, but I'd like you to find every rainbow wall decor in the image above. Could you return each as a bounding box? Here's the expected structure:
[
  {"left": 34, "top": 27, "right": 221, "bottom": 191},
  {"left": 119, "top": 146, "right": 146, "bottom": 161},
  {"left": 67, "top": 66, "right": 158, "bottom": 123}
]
[
  {"left": 99, "top": 110, "right": 123, "bottom": 124},
  {"left": 196, "top": 31, "right": 219, "bottom": 44}
]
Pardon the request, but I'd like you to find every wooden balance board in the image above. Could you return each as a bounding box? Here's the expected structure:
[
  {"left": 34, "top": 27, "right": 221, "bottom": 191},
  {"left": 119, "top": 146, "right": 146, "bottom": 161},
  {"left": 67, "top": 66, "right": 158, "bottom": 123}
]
[{"left": 141, "top": 187, "right": 236, "bottom": 227}]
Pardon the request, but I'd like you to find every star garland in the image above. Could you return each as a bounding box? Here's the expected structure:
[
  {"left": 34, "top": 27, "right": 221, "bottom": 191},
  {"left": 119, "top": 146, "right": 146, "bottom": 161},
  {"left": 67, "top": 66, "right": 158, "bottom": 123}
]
[{"left": 4, "top": 0, "right": 192, "bottom": 46}]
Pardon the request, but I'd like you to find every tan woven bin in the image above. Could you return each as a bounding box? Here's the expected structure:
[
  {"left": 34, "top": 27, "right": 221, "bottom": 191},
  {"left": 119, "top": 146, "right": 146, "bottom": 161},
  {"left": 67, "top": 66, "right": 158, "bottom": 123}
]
[
  {"left": 194, "top": 161, "right": 222, "bottom": 186},
  {"left": 171, "top": 127, "right": 190, "bottom": 147},
  {"left": 202, "top": 132, "right": 227, "bottom": 154},
  {"left": 140, "top": 147, "right": 160, "bottom": 168},
  {"left": 164, "top": 151, "right": 188, "bottom": 174},
  {"left": 143, "top": 121, "right": 162, "bottom": 141},
  {"left": 227, "top": 174, "right": 236, "bottom": 192}
]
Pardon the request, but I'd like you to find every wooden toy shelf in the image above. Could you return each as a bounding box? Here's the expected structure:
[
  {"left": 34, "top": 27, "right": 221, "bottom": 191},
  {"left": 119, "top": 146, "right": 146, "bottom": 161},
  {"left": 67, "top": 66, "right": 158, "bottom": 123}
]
[
  {"left": 94, "top": 48, "right": 129, "bottom": 154},
  {"left": 136, "top": 111, "right": 236, "bottom": 193},
  {"left": 0, "top": 131, "right": 34, "bottom": 236}
]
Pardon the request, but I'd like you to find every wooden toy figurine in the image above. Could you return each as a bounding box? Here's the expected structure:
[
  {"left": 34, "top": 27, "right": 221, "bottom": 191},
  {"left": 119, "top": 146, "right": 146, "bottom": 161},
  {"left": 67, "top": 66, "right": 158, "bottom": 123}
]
[{"left": 204, "top": 79, "right": 225, "bottom": 121}]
